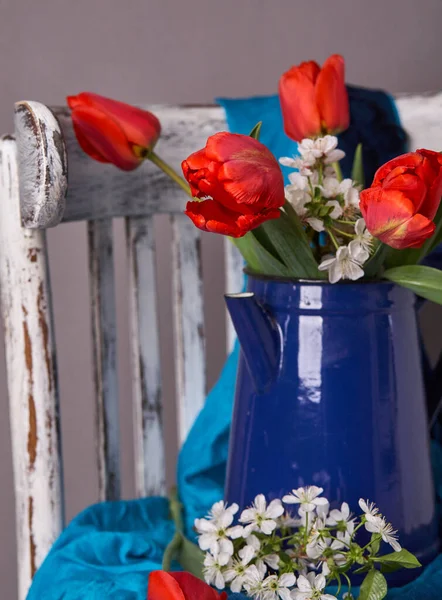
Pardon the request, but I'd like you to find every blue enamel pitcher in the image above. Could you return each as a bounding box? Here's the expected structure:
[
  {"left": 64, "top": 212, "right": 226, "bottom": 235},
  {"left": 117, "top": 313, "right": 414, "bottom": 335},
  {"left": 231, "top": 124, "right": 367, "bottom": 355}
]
[{"left": 224, "top": 274, "right": 439, "bottom": 571}]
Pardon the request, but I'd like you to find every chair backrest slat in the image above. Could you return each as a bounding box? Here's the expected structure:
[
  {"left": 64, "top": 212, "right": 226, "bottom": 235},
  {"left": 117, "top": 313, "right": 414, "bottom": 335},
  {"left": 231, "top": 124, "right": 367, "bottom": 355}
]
[
  {"left": 0, "top": 136, "right": 64, "bottom": 600},
  {"left": 171, "top": 214, "right": 207, "bottom": 443},
  {"left": 88, "top": 218, "right": 121, "bottom": 501},
  {"left": 126, "top": 215, "right": 166, "bottom": 497}
]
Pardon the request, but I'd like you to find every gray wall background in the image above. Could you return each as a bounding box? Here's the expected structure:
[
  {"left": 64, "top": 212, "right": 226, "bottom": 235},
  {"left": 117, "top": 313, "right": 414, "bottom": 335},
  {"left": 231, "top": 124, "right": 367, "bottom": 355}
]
[{"left": 1, "top": 0, "right": 442, "bottom": 595}]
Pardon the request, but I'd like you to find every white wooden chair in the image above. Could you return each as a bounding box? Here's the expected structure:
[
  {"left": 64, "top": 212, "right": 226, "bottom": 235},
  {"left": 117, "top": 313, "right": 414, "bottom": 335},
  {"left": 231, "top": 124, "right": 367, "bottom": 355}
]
[{"left": 1, "top": 94, "right": 442, "bottom": 599}]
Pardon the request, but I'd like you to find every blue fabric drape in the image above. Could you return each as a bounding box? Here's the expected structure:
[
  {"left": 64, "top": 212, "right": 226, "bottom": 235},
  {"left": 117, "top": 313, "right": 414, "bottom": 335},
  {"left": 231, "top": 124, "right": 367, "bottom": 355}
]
[{"left": 28, "top": 90, "right": 442, "bottom": 600}]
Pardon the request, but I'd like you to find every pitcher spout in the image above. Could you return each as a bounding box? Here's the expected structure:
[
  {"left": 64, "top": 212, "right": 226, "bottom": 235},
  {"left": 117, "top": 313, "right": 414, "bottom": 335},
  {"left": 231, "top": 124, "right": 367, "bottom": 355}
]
[{"left": 225, "top": 292, "right": 280, "bottom": 393}]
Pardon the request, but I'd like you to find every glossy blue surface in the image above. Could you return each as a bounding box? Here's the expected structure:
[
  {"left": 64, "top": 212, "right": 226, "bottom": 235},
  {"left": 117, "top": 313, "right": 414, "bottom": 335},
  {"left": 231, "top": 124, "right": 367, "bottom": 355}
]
[{"left": 225, "top": 276, "right": 439, "bottom": 570}]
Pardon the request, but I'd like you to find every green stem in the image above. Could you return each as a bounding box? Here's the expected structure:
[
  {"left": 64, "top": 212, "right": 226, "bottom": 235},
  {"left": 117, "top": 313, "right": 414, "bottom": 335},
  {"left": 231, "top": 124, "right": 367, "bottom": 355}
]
[
  {"left": 162, "top": 532, "right": 182, "bottom": 571},
  {"left": 342, "top": 572, "right": 352, "bottom": 594},
  {"left": 148, "top": 151, "right": 193, "bottom": 198},
  {"left": 337, "top": 220, "right": 356, "bottom": 226},
  {"left": 327, "top": 229, "right": 340, "bottom": 250},
  {"left": 332, "top": 227, "right": 355, "bottom": 239}
]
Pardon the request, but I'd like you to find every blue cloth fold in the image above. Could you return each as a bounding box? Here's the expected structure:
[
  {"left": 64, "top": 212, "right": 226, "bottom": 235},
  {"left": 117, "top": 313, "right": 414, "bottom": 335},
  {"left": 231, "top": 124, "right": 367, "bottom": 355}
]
[{"left": 28, "top": 91, "right": 441, "bottom": 600}]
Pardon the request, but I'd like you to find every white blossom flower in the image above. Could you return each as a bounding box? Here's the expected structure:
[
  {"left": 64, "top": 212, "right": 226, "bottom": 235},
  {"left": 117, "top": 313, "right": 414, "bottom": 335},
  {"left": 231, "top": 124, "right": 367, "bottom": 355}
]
[
  {"left": 316, "top": 500, "right": 330, "bottom": 519},
  {"left": 288, "top": 172, "right": 309, "bottom": 190},
  {"left": 306, "top": 217, "right": 325, "bottom": 232},
  {"left": 195, "top": 501, "right": 242, "bottom": 553},
  {"left": 292, "top": 573, "right": 337, "bottom": 600},
  {"left": 364, "top": 515, "right": 401, "bottom": 552},
  {"left": 326, "top": 502, "right": 355, "bottom": 535},
  {"left": 239, "top": 494, "right": 284, "bottom": 535},
  {"left": 325, "top": 200, "right": 343, "bottom": 220},
  {"left": 279, "top": 156, "right": 313, "bottom": 176},
  {"left": 244, "top": 564, "right": 267, "bottom": 598},
  {"left": 195, "top": 518, "right": 236, "bottom": 555},
  {"left": 348, "top": 219, "right": 373, "bottom": 262},
  {"left": 340, "top": 179, "right": 360, "bottom": 208},
  {"left": 203, "top": 549, "right": 230, "bottom": 589},
  {"left": 285, "top": 185, "right": 311, "bottom": 217},
  {"left": 262, "top": 573, "right": 297, "bottom": 600},
  {"left": 206, "top": 500, "right": 239, "bottom": 522},
  {"left": 320, "top": 177, "right": 342, "bottom": 198},
  {"left": 298, "top": 136, "right": 345, "bottom": 166},
  {"left": 318, "top": 246, "right": 365, "bottom": 284},
  {"left": 321, "top": 178, "right": 358, "bottom": 211},
  {"left": 283, "top": 486, "right": 329, "bottom": 512},
  {"left": 358, "top": 498, "right": 380, "bottom": 518},
  {"left": 263, "top": 554, "right": 281, "bottom": 570},
  {"left": 224, "top": 545, "right": 256, "bottom": 593},
  {"left": 278, "top": 512, "right": 301, "bottom": 529}
]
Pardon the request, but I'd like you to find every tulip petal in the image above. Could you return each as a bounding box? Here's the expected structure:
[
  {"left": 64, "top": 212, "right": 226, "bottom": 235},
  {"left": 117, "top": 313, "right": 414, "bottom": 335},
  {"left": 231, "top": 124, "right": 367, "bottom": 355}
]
[
  {"left": 68, "top": 92, "right": 161, "bottom": 148},
  {"left": 71, "top": 121, "right": 110, "bottom": 164},
  {"left": 384, "top": 213, "right": 436, "bottom": 249},
  {"left": 169, "top": 572, "right": 221, "bottom": 600},
  {"left": 147, "top": 571, "right": 186, "bottom": 600},
  {"left": 416, "top": 149, "right": 442, "bottom": 220},
  {"left": 182, "top": 133, "right": 285, "bottom": 214},
  {"left": 372, "top": 152, "right": 423, "bottom": 186},
  {"left": 381, "top": 169, "right": 427, "bottom": 211},
  {"left": 360, "top": 188, "right": 415, "bottom": 237},
  {"left": 71, "top": 106, "right": 141, "bottom": 171},
  {"left": 185, "top": 200, "right": 280, "bottom": 237},
  {"left": 315, "top": 54, "right": 349, "bottom": 135},
  {"left": 279, "top": 62, "right": 322, "bottom": 141}
]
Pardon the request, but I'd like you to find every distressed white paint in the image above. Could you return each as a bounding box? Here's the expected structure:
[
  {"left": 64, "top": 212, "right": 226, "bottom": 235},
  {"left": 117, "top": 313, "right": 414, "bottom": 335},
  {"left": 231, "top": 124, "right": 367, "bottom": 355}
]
[
  {"left": 171, "top": 214, "right": 206, "bottom": 443},
  {"left": 224, "top": 239, "right": 244, "bottom": 353},
  {"left": 0, "top": 136, "right": 63, "bottom": 600},
  {"left": 88, "top": 219, "right": 121, "bottom": 500},
  {"left": 126, "top": 216, "right": 165, "bottom": 497},
  {"left": 14, "top": 101, "right": 67, "bottom": 228},
  {"left": 396, "top": 92, "right": 442, "bottom": 152}
]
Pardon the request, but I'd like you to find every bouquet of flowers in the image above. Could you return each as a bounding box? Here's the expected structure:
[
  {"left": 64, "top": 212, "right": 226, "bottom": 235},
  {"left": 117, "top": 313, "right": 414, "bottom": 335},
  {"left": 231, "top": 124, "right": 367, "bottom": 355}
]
[
  {"left": 195, "top": 489, "right": 420, "bottom": 600},
  {"left": 68, "top": 54, "right": 442, "bottom": 305}
]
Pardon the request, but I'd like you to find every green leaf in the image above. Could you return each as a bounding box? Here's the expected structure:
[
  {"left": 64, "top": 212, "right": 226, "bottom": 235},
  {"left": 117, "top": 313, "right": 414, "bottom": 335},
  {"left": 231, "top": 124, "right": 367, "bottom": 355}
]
[
  {"left": 385, "top": 202, "right": 442, "bottom": 268},
  {"left": 178, "top": 536, "right": 205, "bottom": 579},
  {"left": 232, "top": 233, "right": 291, "bottom": 277},
  {"left": 383, "top": 265, "right": 442, "bottom": 304},
  {"left": 249, "top": 121, "right": 263, "bottom": 140},
  {"left": 359, "top": 570, "right": 388, "bottom": 600},
  {"left": 369, "top": 534, "right": 381, "bottom": 556},
  {"left": 374, "top": 549, "right": 421, "bottom": 570},
  {"left": 363, "top": 242, "right": 388, "bottom": 278},
  {"left": 351, "top": 143, "right": 365, "bottom": 188},
  {"left": 260, "top": 211, "right": 322, "bottom": 278}
]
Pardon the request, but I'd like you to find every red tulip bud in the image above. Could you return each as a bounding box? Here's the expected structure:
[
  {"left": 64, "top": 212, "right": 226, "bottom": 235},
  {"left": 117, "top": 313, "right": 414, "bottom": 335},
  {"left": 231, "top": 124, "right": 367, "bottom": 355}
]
[
  {"left": 360, "top": 149, "right": 442, "bottom": 249},
  {"left": 182, "top": 132, "right": 285, "bottom": 237},
  {"left": 67, "top": 92, "right": 161, "bottom": 171},
  {"left": 279, "top": 54, "right": 350, "bottom": 142}
]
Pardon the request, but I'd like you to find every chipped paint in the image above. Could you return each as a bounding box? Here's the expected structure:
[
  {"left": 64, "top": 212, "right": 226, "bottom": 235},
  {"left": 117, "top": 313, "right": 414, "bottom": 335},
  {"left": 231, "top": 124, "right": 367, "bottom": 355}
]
[
  {"left": 0, "top": 137, "right": 63, "bottom": 600},
  {"left": 127, "top": 216, "right": 166, "bottom": 497},
  {"left": 88, "top": 219, "right": 121, "bottom": 501}
]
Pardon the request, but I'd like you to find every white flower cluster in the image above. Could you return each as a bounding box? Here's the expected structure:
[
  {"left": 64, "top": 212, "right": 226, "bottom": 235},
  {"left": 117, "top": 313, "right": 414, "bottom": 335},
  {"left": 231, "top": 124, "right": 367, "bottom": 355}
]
[
  {"left": 195, "top": 489, "right": 402, "bottom": 600},
  {"left": 279, "top": 136, "right": 374, "bottom": 284}
]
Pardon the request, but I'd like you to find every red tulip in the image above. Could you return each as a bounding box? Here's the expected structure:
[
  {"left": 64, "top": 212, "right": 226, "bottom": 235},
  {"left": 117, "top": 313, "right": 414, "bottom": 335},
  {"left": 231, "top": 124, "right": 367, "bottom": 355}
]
[
  {"left": 279, "top": 54, "right": 350, "bottom": 142},
  {"left": 147, "top": 571, "right": 227, "bottom": 600},
  {"left": 67, "top": 92, "right": 161, "bottom": 171},
  {"left": 181, "top": 132, "right": 285, "bottom": 236},
  {"left": 185, "top": 199, "right": 280, "bottom": 238},
  {"left": 360, "top": 149, "right": 442, "bottom": 249}
]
